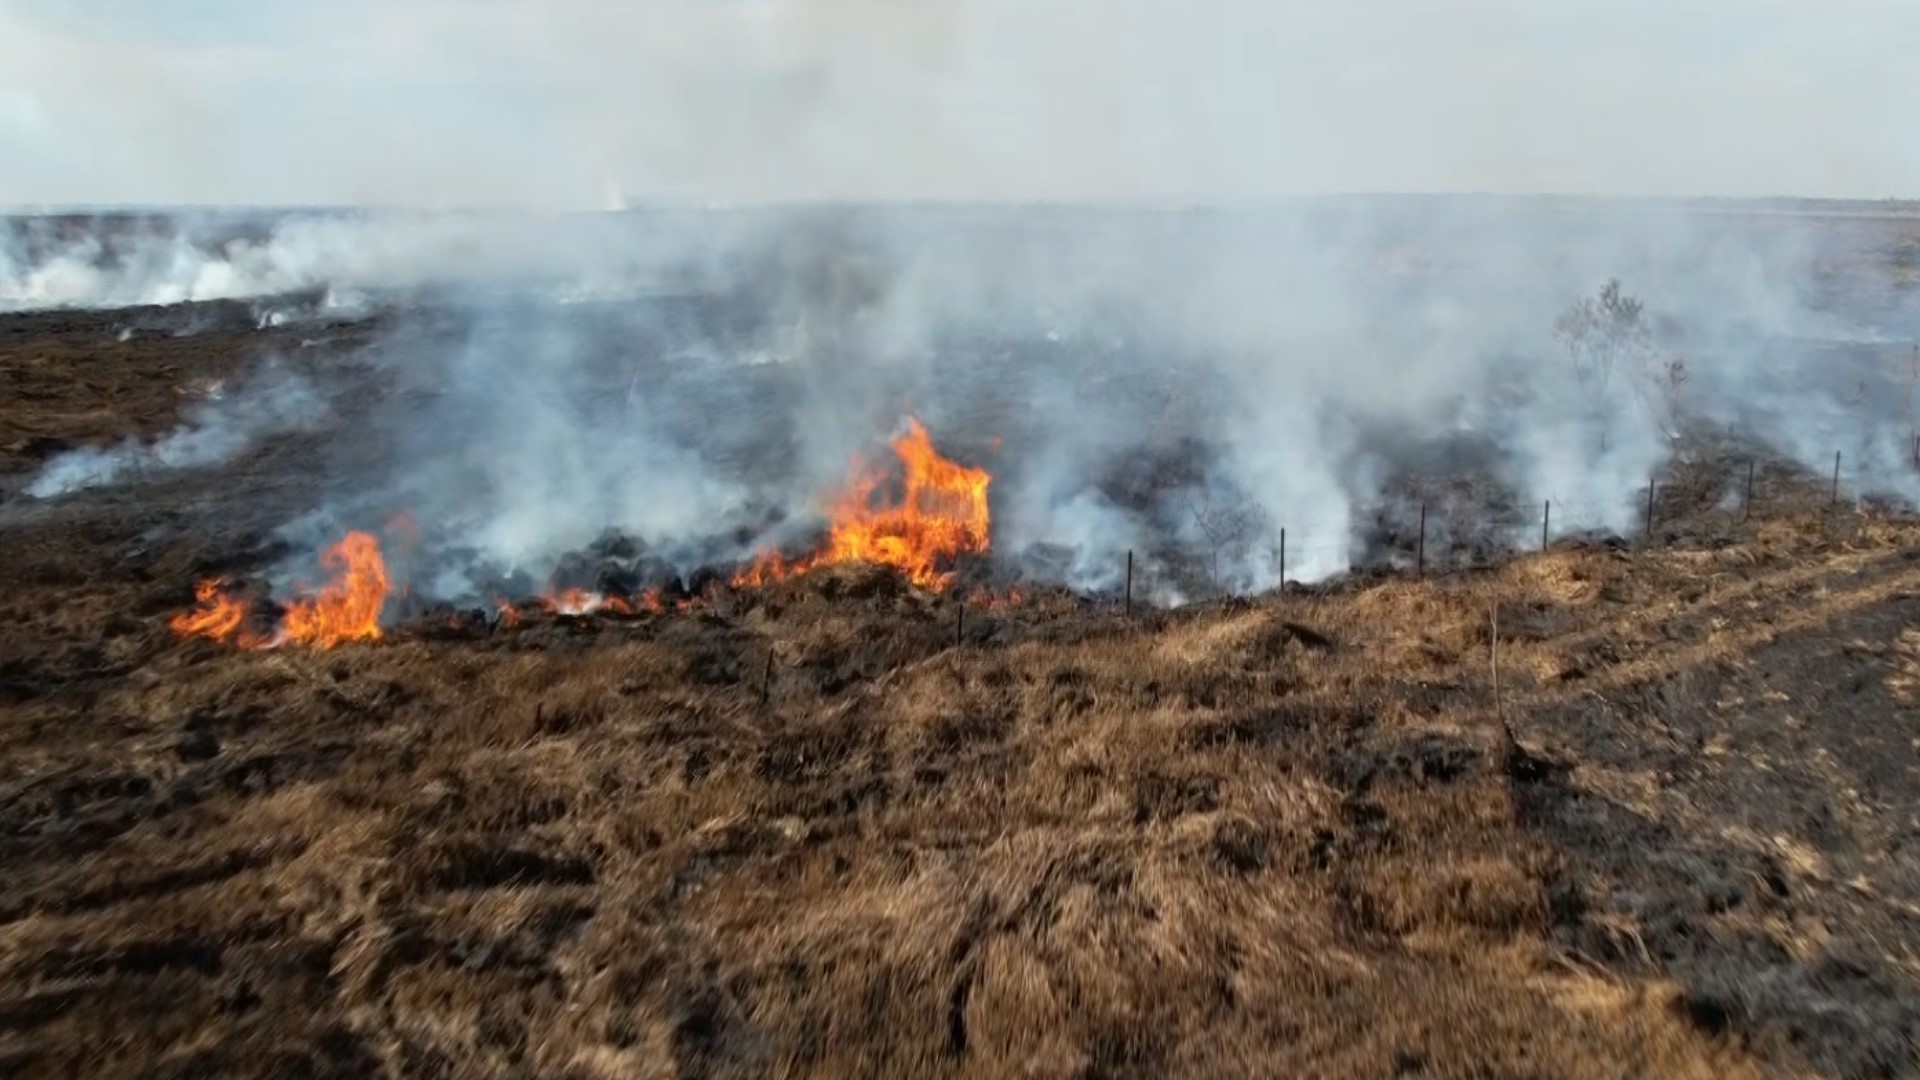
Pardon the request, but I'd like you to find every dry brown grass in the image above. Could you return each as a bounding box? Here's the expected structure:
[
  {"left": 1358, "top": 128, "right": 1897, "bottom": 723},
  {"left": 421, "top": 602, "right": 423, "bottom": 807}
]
[{"left": 12, "top": 512, "right": 1920, "bottom": 1077}]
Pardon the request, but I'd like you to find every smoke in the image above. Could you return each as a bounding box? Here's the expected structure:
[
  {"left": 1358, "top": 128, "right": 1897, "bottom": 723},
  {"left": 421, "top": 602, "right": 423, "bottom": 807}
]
[
  {"left": 0, "top": 211, "right": 760, "bottom": 313},
  {"left": 26, "top": 361, "right": 327, "bottom": 498},
  {"left": 10, "top": 202, "right": 1918, "bottom": 604},
  {"left": 4, "top": 3, "right": 1919, "bottom": 604},
  {"left": 201, "top": 199, "right": 1901, "bottom": 606}
]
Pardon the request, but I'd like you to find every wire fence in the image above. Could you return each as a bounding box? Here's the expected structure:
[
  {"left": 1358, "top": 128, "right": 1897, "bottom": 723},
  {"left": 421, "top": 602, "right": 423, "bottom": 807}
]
[{"left": 1110, "top": 448, "right": 1911, "bottom": 607}]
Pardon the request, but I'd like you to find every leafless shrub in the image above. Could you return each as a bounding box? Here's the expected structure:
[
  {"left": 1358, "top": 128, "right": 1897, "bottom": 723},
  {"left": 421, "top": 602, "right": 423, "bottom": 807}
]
[
  {"left": 1554, "top": 278, "right": 1652, "bottom": 394},
  {"left": 1186, "top": 486, "right": 1269, "bottom": 598},
  {"left": 1555, "top": 279, "right": 1690, "bottom": 446}
]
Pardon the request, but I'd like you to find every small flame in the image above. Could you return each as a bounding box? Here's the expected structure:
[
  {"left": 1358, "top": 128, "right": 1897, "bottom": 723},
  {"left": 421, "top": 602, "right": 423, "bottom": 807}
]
[
  {"left": 737, "top": 416, "right": 991, "bottom": 590},
  {"left": 169, "top": 579, "right": 252, "bottom": 644},
  {"left": 541, "top": 588, "right": 604, "bottom": 616},
  {"left": 541, "top": 588, "right": 645, "bottom": 614},
  {"left": 967, "top": 586, "right": 1026, "bottom": 611},
  {"left": 733, "top": 551, "right": 799, "bottom": 589},
  {"left": 528, "top": 586, "right": 680, "bottom": 619}
]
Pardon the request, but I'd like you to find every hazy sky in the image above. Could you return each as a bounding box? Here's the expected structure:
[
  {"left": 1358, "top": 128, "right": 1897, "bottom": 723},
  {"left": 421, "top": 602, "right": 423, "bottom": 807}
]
[{"left": 3, "top": 0, "right": 1916, "bottom": 207}]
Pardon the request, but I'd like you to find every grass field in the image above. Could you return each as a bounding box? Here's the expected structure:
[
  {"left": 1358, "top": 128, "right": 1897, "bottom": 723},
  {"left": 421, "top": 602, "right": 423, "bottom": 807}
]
[{"left": 3, "top": 287, "right": 1920, "bottom": 1078}]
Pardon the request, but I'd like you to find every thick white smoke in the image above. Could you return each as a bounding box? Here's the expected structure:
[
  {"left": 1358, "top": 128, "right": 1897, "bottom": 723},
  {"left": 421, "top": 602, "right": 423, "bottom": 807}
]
[{"left": 6, "top": 2, "right": 1916, "bottom": 207}]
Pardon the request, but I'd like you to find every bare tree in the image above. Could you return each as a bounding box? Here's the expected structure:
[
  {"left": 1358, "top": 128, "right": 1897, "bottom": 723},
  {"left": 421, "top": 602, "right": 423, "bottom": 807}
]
[
  {"left": 1554, "top": 278, "right": 1652, "bottom": 394},
  {"left": 1186, "top": 487, "right": 1266, "bottom": 598},
  {"left": 1555, "top": 279, "right": 1687, "bottom": 447}
]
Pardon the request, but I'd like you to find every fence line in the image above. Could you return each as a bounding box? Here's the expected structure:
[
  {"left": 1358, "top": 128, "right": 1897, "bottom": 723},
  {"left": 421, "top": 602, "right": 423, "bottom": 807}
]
[{"left": 1119, "top": 449, "right": 1903, "bottom": 607}]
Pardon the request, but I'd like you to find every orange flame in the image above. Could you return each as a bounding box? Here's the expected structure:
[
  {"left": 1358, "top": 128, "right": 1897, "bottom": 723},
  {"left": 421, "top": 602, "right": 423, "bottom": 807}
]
[
  {"left": 732, "top": 551, "right": 798, "bottom": 589},
  {"left": 276, "top": 531, "right": 391, "bottom": 648},
  {"left": 529, "top": 587, "right": 678, "bottom": 619},
  {"left": 172, "top": 532, "right": 391, "bottom": 650},
  {"left": 537, "top": 589, "right": 660, "bottom": 617},
  {"left": 541, "top": 588, "right": 603, "bottom": 616},
  {"left": 737, "top": 417, "right": 991, "bottom": 590},
  {"left": 967, "top": 586, "right": 1026, "bottom": 611},
  {"left": 495, "top": 599, "right": 522, "bottom": 628},
  {"left": 169, "top": 579, "right": 252, "bottom": 644}
]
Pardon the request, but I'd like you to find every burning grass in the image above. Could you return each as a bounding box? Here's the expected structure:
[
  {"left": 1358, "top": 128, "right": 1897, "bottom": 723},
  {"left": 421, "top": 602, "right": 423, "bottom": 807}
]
[
  {"left": 169, "top": 415, "right": 1000, "bottom": 652},
  {"left": 171, "top": 529, "right": 390, "bottom": 650},
  {"left": 26, "top": 513, "right": 1884, "bottom": 1077},
  {"left": 733, "top": 415, "right": 993, "bottom": 590}
]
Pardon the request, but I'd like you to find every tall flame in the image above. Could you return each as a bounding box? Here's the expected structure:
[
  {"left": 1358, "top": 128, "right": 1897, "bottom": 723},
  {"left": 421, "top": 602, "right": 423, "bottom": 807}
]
[
  {"left": 277, "top": 531, "right": 390, "bottom": 648},
  {"left": 738, "top": 417, "right": 991, "bottom": 590},
  {"left": 171, "top": 530, "right": 390, "bottom": 650}
]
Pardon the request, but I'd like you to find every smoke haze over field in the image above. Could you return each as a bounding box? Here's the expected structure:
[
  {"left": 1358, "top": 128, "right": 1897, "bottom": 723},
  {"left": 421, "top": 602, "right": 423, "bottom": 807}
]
[
  {"left": 16, "top": 200, "right": 1919, "bottom": 603},
  {"left": 4, "top": 2, "right": 1920, "bottom": 603}
]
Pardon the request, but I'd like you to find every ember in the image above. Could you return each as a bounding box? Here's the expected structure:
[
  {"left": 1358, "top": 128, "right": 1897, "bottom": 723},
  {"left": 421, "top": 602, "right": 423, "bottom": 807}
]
[
  {"left": 968, "top": 586, "right": 1026, "bottom": 611},
  {"left": 495, "top": 599, "right": 522, "bottom": 628}
]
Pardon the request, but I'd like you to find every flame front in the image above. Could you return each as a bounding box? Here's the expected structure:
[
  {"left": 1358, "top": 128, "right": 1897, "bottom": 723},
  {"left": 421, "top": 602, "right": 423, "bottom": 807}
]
[
  {"left": 738, "top": 417, "right": 991, "bottom": 590},
  {"left": 541, "top": 588, "right": 604, "bottom": 616},
  {"left": 168, "top": 418, "right": 987, "bottom": 648}
]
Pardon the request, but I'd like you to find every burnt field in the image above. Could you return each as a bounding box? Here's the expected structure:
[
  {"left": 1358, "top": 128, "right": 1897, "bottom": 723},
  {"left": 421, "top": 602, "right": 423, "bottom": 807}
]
[{"left": 4, "top": 215, "right": 1920, "bottom": 1078}]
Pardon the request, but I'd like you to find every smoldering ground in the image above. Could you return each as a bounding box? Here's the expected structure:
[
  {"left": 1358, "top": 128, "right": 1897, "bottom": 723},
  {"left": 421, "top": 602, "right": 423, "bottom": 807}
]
[{"left": 26, "top": 358, "right": 328, "bottom": 499}]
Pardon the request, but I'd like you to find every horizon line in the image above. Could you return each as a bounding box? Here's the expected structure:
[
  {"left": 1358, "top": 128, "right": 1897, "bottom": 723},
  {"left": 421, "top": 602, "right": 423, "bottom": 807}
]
[{"left": 5, "top": 192, "right": 1920, "bottom": 217}]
